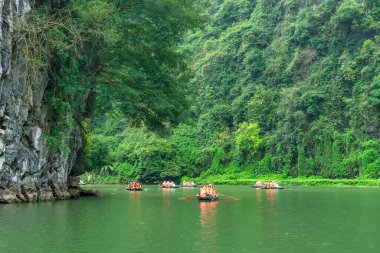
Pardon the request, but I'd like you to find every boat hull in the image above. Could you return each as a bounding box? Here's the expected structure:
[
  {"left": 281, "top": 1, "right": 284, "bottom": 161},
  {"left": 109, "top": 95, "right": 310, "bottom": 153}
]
[
  {"left": 197, "top": 196, "right": 219, "bottom": 201},
  {"left": 126, "top": 188, "right": 143, "bottom": 191},
  {"left": 260, "top": 187, "right": 284, "bottom": 190}
]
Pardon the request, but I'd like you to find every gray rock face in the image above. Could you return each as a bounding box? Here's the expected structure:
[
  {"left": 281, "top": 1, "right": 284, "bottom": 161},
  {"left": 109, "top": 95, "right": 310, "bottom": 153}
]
[{"left": 0, "top": 0, "right": 85, "bottom": 203}]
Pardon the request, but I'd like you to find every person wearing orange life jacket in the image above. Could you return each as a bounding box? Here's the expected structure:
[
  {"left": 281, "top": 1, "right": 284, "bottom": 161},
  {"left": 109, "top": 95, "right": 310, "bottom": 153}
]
[{"left": 198, "top": 186, "right": 206, "bottom": 197}]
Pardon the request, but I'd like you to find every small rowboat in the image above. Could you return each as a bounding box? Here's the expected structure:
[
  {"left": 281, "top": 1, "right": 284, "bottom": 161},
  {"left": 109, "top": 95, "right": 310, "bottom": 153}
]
[
  {"left": 181, "top": 185, "right": 198, "bottom": 188},
  {"left": 197, "top": 195, "right": 219, "bottom": 201},
  {"left": 260, "top": 186, "right": 284, "bottom": 190},
  {"left": 126, "top": 188, "right": 143, "bottom": 191},
  {"left": 160, "top": 185, "right": 180, "bottom": 188},
  {"left": 251, "top": 185, "right": 262, "bottom": 188}
]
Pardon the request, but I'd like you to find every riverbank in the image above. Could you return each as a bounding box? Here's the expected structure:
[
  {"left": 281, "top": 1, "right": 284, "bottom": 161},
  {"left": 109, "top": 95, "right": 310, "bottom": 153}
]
[
  {"left": 81, "top": 172, "right": 380, "bottom": 187},
  {"left": 196, "top": 178, "right": 380, "bottom": 187}
]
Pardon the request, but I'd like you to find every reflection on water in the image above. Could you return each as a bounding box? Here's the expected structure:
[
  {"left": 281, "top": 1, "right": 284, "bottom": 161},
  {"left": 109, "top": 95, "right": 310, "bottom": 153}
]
[
  {"left": 255, "top": 188, "right": 279, "bottom": 237},
  {"left": 128, "top": 191, "right": 141, "bottom": 204},
  {"left": 256, "top": 188, "right": 278, "bottom": 210},
  {"left": 256, "top": 188, "right": 262, "bottom": 204},
  {"left": 261, "top": 189, "right": 278, "bottom": 218},
  {"left": 265, "top": 189, "right": 277, "bottom": 207},
  {"left": 199, "top": 201, "right": 219, "bottom": 252},
  {"left": 161, "top": 188, "right": 172, "bottom": 205},
  {"left": 199, "top": 201, "right": 218, "bottom": 226}
]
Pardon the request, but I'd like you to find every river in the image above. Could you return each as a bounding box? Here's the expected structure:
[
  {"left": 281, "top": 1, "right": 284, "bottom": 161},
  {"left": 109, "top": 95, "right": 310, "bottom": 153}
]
[{"left": 0, "top": 185, "right": 379, "bottom": 253}]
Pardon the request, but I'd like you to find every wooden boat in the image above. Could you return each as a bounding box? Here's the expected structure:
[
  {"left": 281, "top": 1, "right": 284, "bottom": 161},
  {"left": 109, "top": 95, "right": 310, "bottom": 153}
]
[
  {"left": 251, "top": 185, "right": 262, "bottom": 188},
  {"left": 197, "top": 195, "right": 219, "bottom": 201},
  {"left": 181, "top": 185, "right": 198, "bottom": 188},
  {"left": 160, "top": 185, "right": 180, "bottom": 189},
  {"left": 260, "top": 186, "right": 285, "bottom": 190},
  {"left": 126, "top": 188, "right": 143, "bottom": 191}
]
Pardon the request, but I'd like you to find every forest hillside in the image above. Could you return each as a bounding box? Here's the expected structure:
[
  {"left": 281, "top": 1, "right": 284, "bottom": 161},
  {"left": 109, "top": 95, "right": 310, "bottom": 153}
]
[{"left": 87, "top": 0, "right": 380, "bottom": 183}]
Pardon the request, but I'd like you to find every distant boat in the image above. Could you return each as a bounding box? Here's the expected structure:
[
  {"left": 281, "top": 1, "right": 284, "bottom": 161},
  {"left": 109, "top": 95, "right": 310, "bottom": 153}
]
[
  {"left": 197, "top": 195, "right": 219, "bottom": 201},
  {"left": 252, "top": 181, "right": 284, "bottom": 190},
  {"left": 181, "top": 185, "right": 198, "bottom": 188},
  {"left": 160, "top": 185, "right": 180, "bottom": 189},
  {"left": 260, "top": 186, "right": 284, "bottom": 190},
  {"left": 126, "top": 188, "right": 143, "bottom": 191}
]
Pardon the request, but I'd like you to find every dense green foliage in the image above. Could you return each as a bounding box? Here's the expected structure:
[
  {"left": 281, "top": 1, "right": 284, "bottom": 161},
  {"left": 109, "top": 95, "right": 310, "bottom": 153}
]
[
  {"left": 86, "top": 0, "right": 380, "bottom": 183},
  {"left": 21, "top": 0, "right": 204, "bottom": 158}
]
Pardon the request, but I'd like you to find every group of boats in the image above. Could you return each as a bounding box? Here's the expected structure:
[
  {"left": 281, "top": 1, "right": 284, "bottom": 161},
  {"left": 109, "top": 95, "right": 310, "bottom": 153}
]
[
  {"left": 126, "top": 180, "right": 284, "bottom": 201},
  {"left": 127, "top": 180, "right": 197, "bottom": 190},
  {"left": 160, "top": 181, "right": 198, "bottom": 188}
]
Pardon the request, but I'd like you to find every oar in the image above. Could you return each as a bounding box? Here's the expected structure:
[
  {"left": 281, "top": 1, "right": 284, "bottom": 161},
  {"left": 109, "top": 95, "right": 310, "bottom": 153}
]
[
  {"left": 180, "top": 195, "right": 196, "bottom": 200},
  {"left": 219, "top": 194, "right": 238, "bottom": 201}
]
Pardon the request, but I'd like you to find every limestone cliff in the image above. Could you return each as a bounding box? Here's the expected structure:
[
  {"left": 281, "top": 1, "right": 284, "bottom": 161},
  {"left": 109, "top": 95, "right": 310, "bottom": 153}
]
[{"left": 0, "top": 0, "right": 84, "bottom": 203}]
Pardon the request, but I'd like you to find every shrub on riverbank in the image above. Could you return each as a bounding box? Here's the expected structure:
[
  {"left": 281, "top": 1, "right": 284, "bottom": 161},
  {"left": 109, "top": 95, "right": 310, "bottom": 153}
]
[{"left": 81, "top": 171, "right": 129, "bottom": 184}]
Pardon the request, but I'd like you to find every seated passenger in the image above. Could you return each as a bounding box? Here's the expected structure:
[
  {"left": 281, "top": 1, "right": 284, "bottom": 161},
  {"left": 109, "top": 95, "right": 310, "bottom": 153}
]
[{"left": 199, "top": 187, "right": 206, "bottom": 197}]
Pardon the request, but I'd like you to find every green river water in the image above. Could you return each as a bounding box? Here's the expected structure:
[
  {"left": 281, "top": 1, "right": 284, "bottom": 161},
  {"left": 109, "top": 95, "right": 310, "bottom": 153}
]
[{"left": 0, "top": 185, "right": 379, "bottom": 253}]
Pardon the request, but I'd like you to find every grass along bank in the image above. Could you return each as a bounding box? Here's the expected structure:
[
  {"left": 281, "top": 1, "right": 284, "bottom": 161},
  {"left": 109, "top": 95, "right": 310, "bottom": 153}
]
[{"left": 195, "top": 177, "right": 380, "bottom": 187}]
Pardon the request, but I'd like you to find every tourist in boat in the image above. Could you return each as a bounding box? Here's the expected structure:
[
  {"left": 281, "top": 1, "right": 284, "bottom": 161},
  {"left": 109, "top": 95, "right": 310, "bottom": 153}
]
[
  {"left": 200, "top": 186, "right": 206, "bottom": 197},
  {"left": 255, "top": 180, "right": 262, "bottom": 187},
  {"left": 198, "top": 184, "right": 218, "bottom": 198},
  {"left": 162, "top": 181, "right": 177, "bottom": 188},
  {"left": 129, "top": 181, "right": 142, "bottom": 190}
]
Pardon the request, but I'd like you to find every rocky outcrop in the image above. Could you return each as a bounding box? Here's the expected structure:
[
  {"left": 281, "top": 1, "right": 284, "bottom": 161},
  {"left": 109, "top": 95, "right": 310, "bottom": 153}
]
[{"left": 0, "top": 0, "right": 85, "bottom": 203}]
